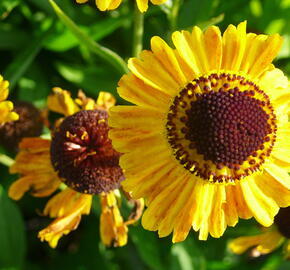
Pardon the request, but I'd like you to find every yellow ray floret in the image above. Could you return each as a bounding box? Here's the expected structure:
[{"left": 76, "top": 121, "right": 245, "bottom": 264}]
[
  {"left": 9, "top": 137, "right": 61, "bottom": 200},
  {"left": 48, "top": 87, "right": 116, "bottom": 117},
  {"left": 38, "top": 188, "right": 92, "bottom": 248},
  {"left": 109, "top": 21, "right": 290, "bottom": 242},
  {"left": 0, "top": 75, "right": 18, "bottom": 124},
  {"left": 229, "top": 229, "right": 284, "bottom": 255},
  {"left": 100, "top": 191, "right": 128, "bottom": 247},
  {"left": 75, "top": 0, "right": 167, "bottom": 12}
]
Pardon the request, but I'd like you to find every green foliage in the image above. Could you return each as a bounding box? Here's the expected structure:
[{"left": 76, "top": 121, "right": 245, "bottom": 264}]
[{"left": 0, "top": 185, "right": 26, "bottom": 270}]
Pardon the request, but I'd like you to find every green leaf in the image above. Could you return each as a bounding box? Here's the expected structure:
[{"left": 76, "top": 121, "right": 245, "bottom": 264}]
[
  {"left": 170, "top": 238, "right": 206, "bottom": 270},
  {"left": 54, "top": 62, "right": 121, "bottom": 99},
  {"left": 48, "top": 0, "right": 128, "bottom": 74},
  {"left": 0, "top": 28, "right": 28, "bottom": 50},
  {"left": 130, "top": 227, "right": 167, "bottom": 270},
  {"left": 3, "top": 25, "right": 53, "bottom": 90},
  {"left": 0, "top": 185, "right": 26, "bottom": 269},
  {"left": 45, "top": 16, "right": 127, "bottom": 52},
  {"left": 197, "top": 14, "right": 225, "bottom": 30},
  {"left": 0, "top": 0, "right": 20, "bottom": 19}
]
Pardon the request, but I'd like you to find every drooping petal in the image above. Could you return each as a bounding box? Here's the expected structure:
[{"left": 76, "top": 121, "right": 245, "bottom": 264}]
[
  {"left": 38, "top": 189, "right": 92, "bottom": 248},
  {"left": 9, "top": 137, "right": 61, "bottom": 199},
  {"left": 100, "top": 191, "right": 128, "bottom": 247},
  {"left": 229, "top": 230, "right": 284, "bottom": 255}
]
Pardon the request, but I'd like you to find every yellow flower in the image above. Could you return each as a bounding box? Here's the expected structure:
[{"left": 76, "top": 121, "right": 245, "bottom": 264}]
[
  {"left": 0, "top": 75, "right": 19, "bottom": 124},
  {"left": 9, "top": 88, "right": 143, "bottom": 248},
  {"left": 75, "top": 0, "right": 167, "bottom": 13},
  {"left": 109, "top": 21, "right": 290, "bottom": 242},
  {"left": 229, "top": 207, "right": 290, "bottom": 258}
]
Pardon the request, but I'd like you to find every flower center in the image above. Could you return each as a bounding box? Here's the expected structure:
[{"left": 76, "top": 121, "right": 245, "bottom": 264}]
[
  {"left": 274, "top": 207, "right": 290, "bottom": 238},
  {"left": 166, "top": 72, "right": 277, "bottom": 182},
  {"left": 0, "top": 101, "right": 43, "bottom": 152},
  {"left": 50, "top": 110, "right": 124, "bottom": 194}
]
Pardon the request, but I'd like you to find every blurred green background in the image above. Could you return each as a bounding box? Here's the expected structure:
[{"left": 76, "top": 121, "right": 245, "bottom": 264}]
[{"left": 1, "top": 0, "right": 290, "bottom": 269}]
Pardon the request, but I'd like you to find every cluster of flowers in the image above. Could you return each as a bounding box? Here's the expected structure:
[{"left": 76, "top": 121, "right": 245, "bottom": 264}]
[{"left": 1, "top": 0, "right": 290, "bottom": 259}]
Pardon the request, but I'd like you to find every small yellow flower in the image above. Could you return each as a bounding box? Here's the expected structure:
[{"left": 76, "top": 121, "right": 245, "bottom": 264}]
[
  {"left": 9, "top": 88, "right": 143, "bottom": 248},
  {"left": 109, "top": 22, "right": 290, "bottom": 242},
  {"left": 229, "top": 207, "right": 290, "bottom": 258},
  {"left": 75, "top": 0, "right": 167, "bottom": 13},
  {"left": 0, "top": 75, "right": 18, "bottom": 124}
]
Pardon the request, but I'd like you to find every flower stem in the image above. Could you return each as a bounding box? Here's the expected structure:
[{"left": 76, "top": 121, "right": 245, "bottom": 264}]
[
  {"left": 132, "top": 4, "right": 144, "bottom": 57},
  {"left": 48, "top": 0, "right": 128, "bottom": 74},
  {"left": 169, "top": 0, "right": 182, "bottom": 31},
  {"left": 0, "top": 154, "right": 14, "bottom": 167}
]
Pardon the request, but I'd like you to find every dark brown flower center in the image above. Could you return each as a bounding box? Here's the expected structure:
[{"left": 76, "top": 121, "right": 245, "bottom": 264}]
[
  {"left": 0, "top": 101, "right": 43, "bottom": 152},
  {"left": 186, "top": 90, "right": 271, "bottom": 166},
  {"left": 50, "top": 110, "right": 124, "bottom": 194},
  {"left": 274, "top": 207, "right": 290, "bottom": 238},
  {"left": 167, "top": 72, "right": 277, "bottom": 182}
]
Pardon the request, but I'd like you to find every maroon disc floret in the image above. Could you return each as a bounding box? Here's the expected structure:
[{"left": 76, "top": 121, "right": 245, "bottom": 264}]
[
  {"left": 0, "top": 101, "right": 43, "bottom": 152},
  {"left": 185, "top": 89, "right": 271, "bottom": 166},
  {"left": 50, "top": 109, "right": 124, "bottom": 194}
]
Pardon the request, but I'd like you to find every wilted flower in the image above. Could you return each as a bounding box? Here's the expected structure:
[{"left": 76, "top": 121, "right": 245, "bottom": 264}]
[
  {"left": 9, "top": 88, "right": 143, "bottom": 248},
  {"left": 0, "top": 101, "right": 43, "bottom": 152}
]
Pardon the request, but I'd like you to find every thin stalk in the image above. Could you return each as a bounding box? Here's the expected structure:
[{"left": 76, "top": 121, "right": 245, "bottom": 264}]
[
  {"left": 170, "top": 0, "right": 182, "bottom": 31},
  {"left": 0, "top": 154, "right": 14, "bottom": 167},
  {"left": 132, "top": 4, "right": 144, "bottom": 57},
  {"left": 48, "top": 0, "right": 128, "bottom": 74}
]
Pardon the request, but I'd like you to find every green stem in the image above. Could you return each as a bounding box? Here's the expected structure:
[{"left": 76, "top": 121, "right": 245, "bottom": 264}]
[
  {"left": 170, "top": 0, "right": 182, "bottom": 31},
  {"left": 132, "top": 4, "right": 144, "bottom": 57},
  {"left": 48, "top": 0, "right": 128, "bottom": 74},
  {"left": 0, "top": 154, "right": 14, "bottom": 167}
]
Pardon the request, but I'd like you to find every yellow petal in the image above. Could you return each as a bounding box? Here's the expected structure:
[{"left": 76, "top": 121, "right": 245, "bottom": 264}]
[
  {"left": 47, "top": 87, "right": 79, "bottom": 116},
  {"left": 8, "top": 173, "right": 60, "bottom": 200},
  {"left": 264, "top": 162, "right": 290, "bottom": 190},
  {"left": 254, "top": 171, "right": 290, "bottom": 208},
  {"left": 172, "top": 30, "right": 202, "bottom": 77},
  {"left": 258, "top": 68, "right": 289, "bottom": 101},
  {"left": 240, "top": 179, "right": 278, "bottom": 227},
  {"left": 0, "top": 76, "right": 9, "bottom": 102},
  {"left": 194, "top": 182, "right": 216, "bottom": 240},
  {"left": 100, "top": 192, "right": 128, "bottom": 247},
  {"left": 151, "top": 36, "right": 188, "bottom": 86},
  {"left": 204, "top": 26, "right": 222, "bottom": 71},
  {"left": 208, "top": 185, "right": 227, "bottom": 238},
  {"left": 240, "top": 33, "right": 282, "bottom": 78},
  {"left": 0, "top": 101, "right": 19, "bottom": 124},
  {"left": 96, "top": 91, "right": 116, "bottom": 109},
  {"left": 229, "top": 230, "right": 284, "bottom": 255},
  {"left": 150, "top": 0, "right": 167, "bottom": 4},
  {"left": 136, "top": 0, "right": 148, "bottom": 12},
  {"left": 172, "top": 180, "right": 197, "bottom": 242},
  {"left": 128, "top": 50, "right": 181, "bottom": 95},
  {"left": 109, "top": 105, "right": 166, "bottom": 130},
  {"left": 224, "top": 185, "right": 239, "bottom": 227},
  {"left": 39, "top": 191, "right": 92, "bottom": 248},
  {"left": 157, "top": 176, "right": 194, "bottom": 238},
  {"left": 118, "top": 73, "right": 171, "bottom": 110},
  {"left": 142, "top": 176, "right": 188, "bottom": 232},
  {"left": 232, "top": 183, "right": 252, "bottom": 219},
  {"left": 221, "top": 21, "right": 247, "bottom": 71}
]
